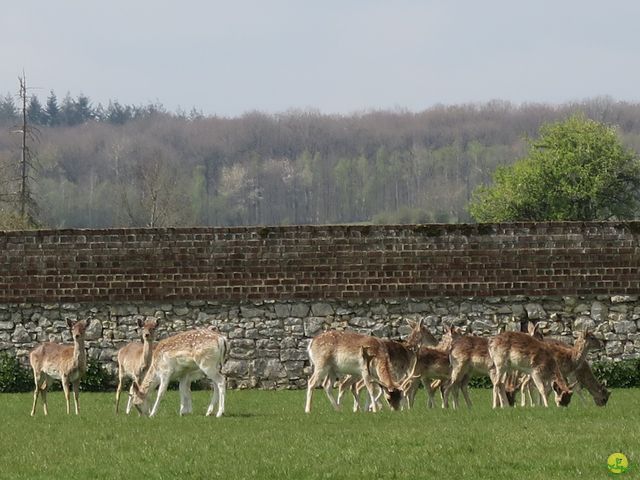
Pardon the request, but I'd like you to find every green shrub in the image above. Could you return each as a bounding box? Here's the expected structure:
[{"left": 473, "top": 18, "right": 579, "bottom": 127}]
[
  {"left": 591, "top": 359, "right": 640, "bottom": 388},
  {"left": 81, "top": 358, "right": 116, "bottom": 392},
  {"left": 0, "top": 352, "right": 33, "bottom": 393}
]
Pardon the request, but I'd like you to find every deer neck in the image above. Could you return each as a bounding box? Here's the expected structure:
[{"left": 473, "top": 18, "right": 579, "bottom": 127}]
[
  {"left": 374, "top": 355, "right": 398, "bottom": 388},
  {"left": 142, "top": 337, "right": 153, "bottom": 370},
  {"left": 571, "top": 339, "right": 589, "bottom": 366},
  {"left": 74, "top": 337, "right": 87, "bottom": 373}
]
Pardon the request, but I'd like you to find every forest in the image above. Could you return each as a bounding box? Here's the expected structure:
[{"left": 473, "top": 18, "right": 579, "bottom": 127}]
[{"left": 2, "top": 91, "right": 640, "bottom": 228}]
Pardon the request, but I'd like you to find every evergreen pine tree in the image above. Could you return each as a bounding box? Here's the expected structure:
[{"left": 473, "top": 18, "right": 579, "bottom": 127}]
[{"left": 45, "top": 90, "right": 60, "bottom": 126}]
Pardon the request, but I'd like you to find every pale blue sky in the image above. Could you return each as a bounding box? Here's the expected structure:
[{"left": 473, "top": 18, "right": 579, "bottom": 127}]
[{"left": 1, "top": 0, "right": 638, "bottom": 117}]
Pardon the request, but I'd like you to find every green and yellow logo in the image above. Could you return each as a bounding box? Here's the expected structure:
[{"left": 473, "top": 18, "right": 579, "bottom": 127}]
[{"left": 608, "top": 453, "right": 629, "bottom": 475}]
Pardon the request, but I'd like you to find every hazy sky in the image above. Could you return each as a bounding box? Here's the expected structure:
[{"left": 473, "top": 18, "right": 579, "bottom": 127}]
[{"left": 2, "top": 1, "right": 639, "bottom": 117}]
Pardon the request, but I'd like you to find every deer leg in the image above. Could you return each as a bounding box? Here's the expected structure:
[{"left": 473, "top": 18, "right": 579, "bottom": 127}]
[
  {"left": 115, "top": 372, "right": 124, "bottom": 414},
  {"left": 492, "top": 368, "right": 509, "bottom": 409},
  {"left": 30, "top": 372, "right": 41, "bottom": 417},
  {"left": 360, "top": 373, "right": 378, "bottom": 413},
  {"left": 322, "top": 376, "right": 341, "bottom": 411},
  {"left": 62, "top": 379, "right": 71, "bottom": 415},
  {"left": 530, "top": 371, "right": 549, "bottom": 407},
  {"left": 459, "top": 374, "right": 473, "bottom": 408},
  {"left": 72, "top": 382, "right": 80, "bottom": 415},
  {"left": 149, "top": 378, "right": 169, "bottom": 417},
  {"left": 305, "top": 367, "right": 325, "bottom": 413},
  {"left": 351, "top": 381, "right": 362, "bottom": 412},
  {"left": 126, "top": 383, "right": 136, "bottom": 415},
  {"left": 210, "top": 374, "right": 226, "bottom": 418},
  {"left": 179, "top": 377, "right": 193, "bottom": 416}
]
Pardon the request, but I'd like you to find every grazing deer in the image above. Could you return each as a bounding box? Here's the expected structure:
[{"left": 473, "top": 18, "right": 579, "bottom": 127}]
[
  {"left": 305, "top": 330, "right": 411, "bottom": 413},
  {"left": 131, "top": 328, "right": 228, "bottom": 417},
  {"left": 573, "top": 360, "right": 610, "bottom": 406},
  {"left": 115, "top": 318, "right": 159, "bottom": 414},
  {"left": 29, "top": 319, "right": 88, "bottom": 416},
  {"left": 488, "top": 331, "right": 573, "bottom": 408},
  {"left": 334, "top": 319, "right": 437, "bottom": 412},
  {"left": 521, "top": 322, "right": 610, "bottom": 407}
]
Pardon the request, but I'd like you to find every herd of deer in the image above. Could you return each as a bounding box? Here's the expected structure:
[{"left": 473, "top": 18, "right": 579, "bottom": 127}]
[{"left": 26, "top": 316, "right": 609, "bottom": 418}]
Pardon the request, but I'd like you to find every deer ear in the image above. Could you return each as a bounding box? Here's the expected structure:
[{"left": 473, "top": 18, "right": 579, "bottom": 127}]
[
  {"left": 417, "top": 318, "right": 424, "bottom": 328},
  {"left": 137, "top": 318, "right": 144, "bottom": 328},
  {"left": 552, "top": 381, "right": 563, "bottom": 394},
  {"left": 66, "top": 318, "right": 74, "bottom": 329},
  {"left": 406, "top": 319, "right": 416, "bottom": 328}
]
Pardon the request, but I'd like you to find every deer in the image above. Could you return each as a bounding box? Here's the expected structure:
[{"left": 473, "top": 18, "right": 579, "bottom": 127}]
[
  {"left": 131, "top": 328, "right": 228, "bottom": 417},
  {"left": 442, "top": 326, "right": 497, "bottom": 409},
  {"left": 29, "top": 319, "right": 88, "bottom": 416},
  {"left": 488, "top": 331, "right": 573, "bottom": 408},
  {"left": 334, "top": 319, "right": 437, "bottom": 412},
  {"left": 573, "top": 359, "right": 610, "bottom": 406},
  {"left": 115, "top": 318, "right": 159, "bottom": 414},
  {"left": 400, "top": 345, "right": 452, "bottom": 408},
  {"left": 305, "top": 329, "right": 414, "bottom": 413},
  {"left": 518, "top": 326, "right": 605, "bottom": 407}
]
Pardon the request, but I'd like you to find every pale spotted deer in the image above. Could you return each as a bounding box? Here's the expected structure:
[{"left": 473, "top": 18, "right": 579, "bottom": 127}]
[
  {"left": 488, "top": 331, "right": 573, "bottom": 408},
  {"left": 131, "top": 328, "right": 228, "bottom": 417},
  {"left": 305, "top": 330, "right": 411, "bottom": 413},
  {"left": 115, "top": 318, "right": 159, "bottom": 414},
  {"left": 29, "top": 319, "right": 88, "bottom": 416}
]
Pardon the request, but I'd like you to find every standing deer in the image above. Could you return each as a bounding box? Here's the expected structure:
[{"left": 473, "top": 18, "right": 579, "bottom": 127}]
[
  {"left": 488, "top": 331, "right": 573, "bottom": 408},
  {"left": 305, "top": 330, "right": 409, "bottom": 413},
  {"left": 29, "top": 319, "right": 88, "bottom": 416},
  {"left": 401, "top": 346, "right": 451, "bottom": 408},
  {"left": 131, "top": 328, "right": 228, "bottom": 417},
  {"left": 442, "top": 327, "right": 497, "bottom": 409},
  {"left": 115, "top": 318, "right": 159, "bottom": 414}
]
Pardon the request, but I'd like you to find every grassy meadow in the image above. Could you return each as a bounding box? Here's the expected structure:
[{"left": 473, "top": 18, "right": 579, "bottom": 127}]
[{"left": 0, "top": 388, "right": 637, "bottom": 479}]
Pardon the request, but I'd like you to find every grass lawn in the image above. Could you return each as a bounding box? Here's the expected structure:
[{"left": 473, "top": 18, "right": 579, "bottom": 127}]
[{"left": 0, "top": 388, "right": 637, "bottom": 479}]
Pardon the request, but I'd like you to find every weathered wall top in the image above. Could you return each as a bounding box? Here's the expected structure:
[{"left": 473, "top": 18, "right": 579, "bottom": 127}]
[{"left": 1, "top": 222, "right": 639, "bottom": 303}]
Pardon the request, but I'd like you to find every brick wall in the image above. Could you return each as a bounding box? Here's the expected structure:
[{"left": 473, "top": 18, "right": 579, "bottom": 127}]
[{"left": 1, "top": 222, "right": 639, "bottom": 303}]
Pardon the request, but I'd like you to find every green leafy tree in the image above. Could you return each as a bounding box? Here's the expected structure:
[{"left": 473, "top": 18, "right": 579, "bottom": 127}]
[{"left": 468, "top": 115, "right": 640, "bottom": 222}]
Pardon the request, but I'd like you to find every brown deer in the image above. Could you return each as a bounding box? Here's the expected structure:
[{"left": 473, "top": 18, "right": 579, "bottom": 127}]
[
  {"left": 29, "top": 319, "right": 88, "bottom": 416},
  {"left": 305, "top": 330, "right": 411, "bottom": 413},
  {"left": 131, "top": 328, "right": 228, "bottom": 417},
  {"left": 442, "top": 327, "right": 497, "bottom": 409},
  {"left": 488, "top": 331, "right": 573, "bottom": 408},
  {"left": 115, "top": 318, "right": 159, "bottom": 414},
  {"left": 519, "top": 328, "right": 605, "bottom": 407},
  {"left": 334, "top": 319, "right": 437, "bottom": 412},
  {"left": 401, "top": 346, "right": 451, "bottom": 408},
  {"left": 573, "top": 360, "right": 610, "bottom": 406}
]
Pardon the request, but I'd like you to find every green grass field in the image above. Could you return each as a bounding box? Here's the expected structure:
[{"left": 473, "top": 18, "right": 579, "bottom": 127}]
[{"left": 0, "top": 388, "right": 637, "bottom": 479}]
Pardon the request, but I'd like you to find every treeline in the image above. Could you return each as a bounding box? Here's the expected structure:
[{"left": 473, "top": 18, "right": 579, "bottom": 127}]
[
  {"left": 2, "top": 92, "right": 640, "bottom": 228},
  {"left": 0, "top": 90, "right": 171, "bottom": 127}
]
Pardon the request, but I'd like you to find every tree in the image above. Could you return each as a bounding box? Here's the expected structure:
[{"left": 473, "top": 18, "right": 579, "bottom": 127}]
[
  {"left": 0, "top": 93, "right": 18, "bottom": 123},
  {"left": 45, "top": 90, "right": 60, "bottom": 126},
  {"left": 468, "top": 115, "right": 640, "bottom": 222},
  {"left": 27, "top": 96, "right": 45, "bottom": 125}
]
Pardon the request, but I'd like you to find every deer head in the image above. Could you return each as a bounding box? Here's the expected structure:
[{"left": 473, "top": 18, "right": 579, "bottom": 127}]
[{"left": 552, "top": 381, "right": 573, "bottom": 407}]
